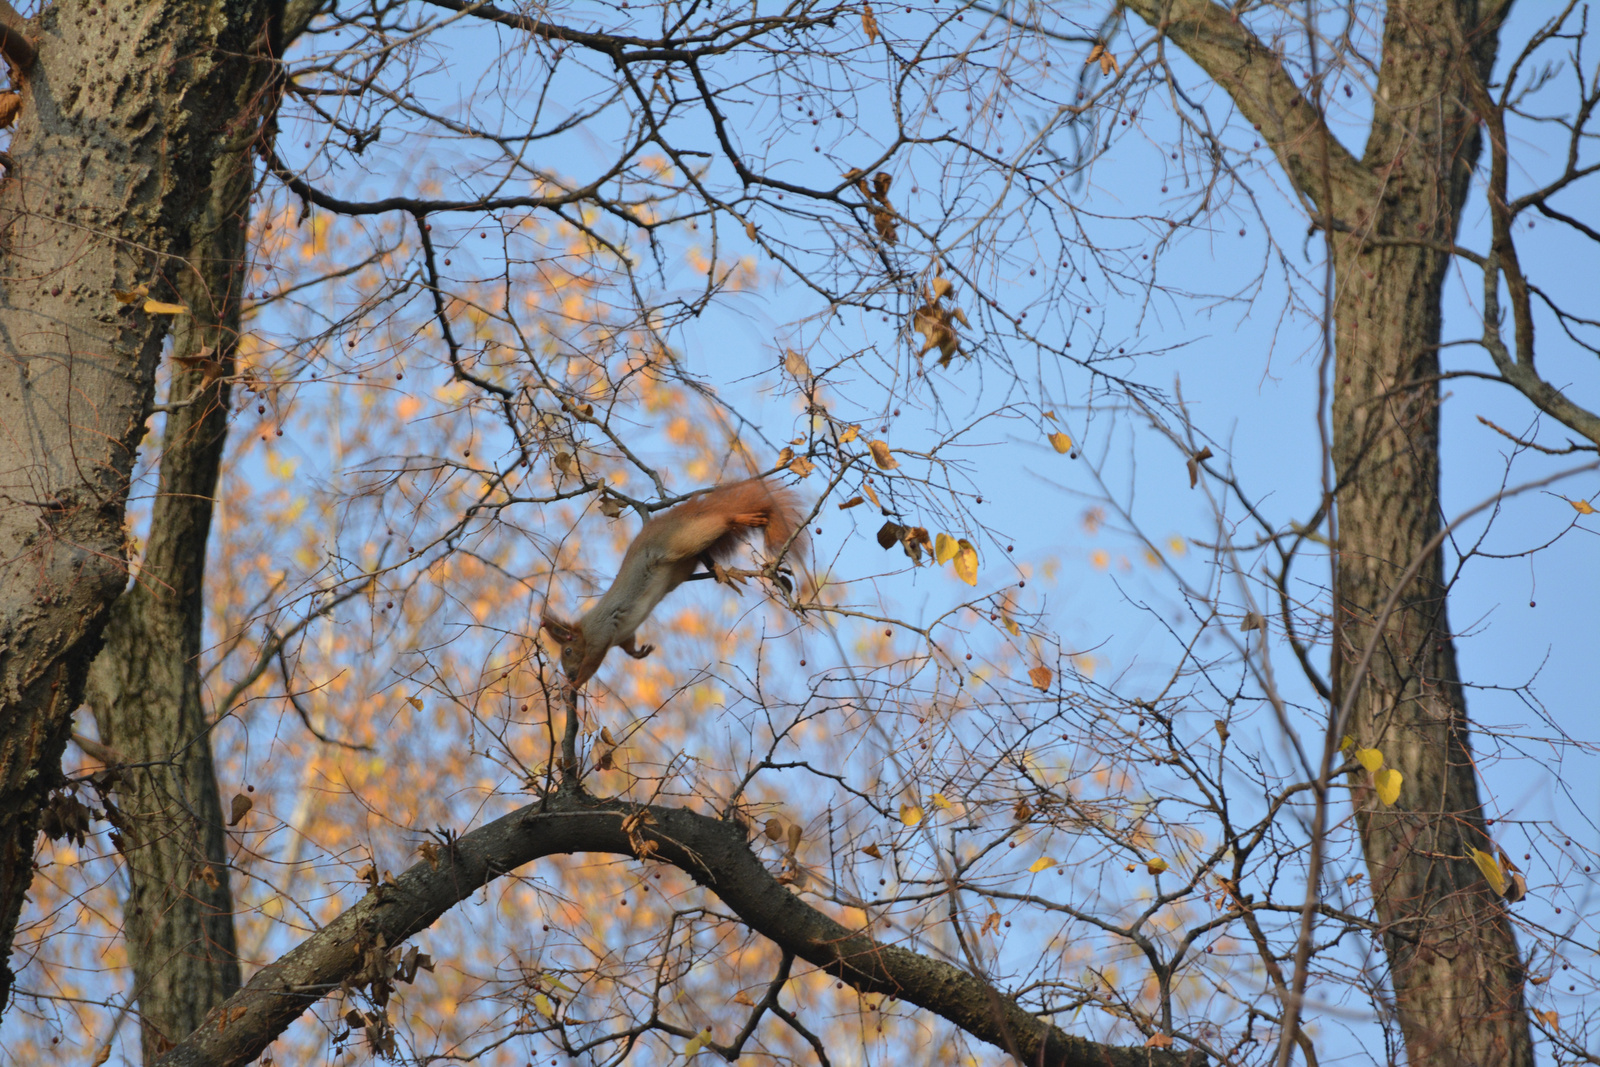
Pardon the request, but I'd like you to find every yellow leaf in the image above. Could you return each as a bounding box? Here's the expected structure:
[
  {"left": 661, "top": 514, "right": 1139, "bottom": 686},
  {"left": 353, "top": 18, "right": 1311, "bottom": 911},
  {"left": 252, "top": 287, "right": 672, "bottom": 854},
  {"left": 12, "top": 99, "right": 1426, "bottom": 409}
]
[
  {"left": 1570, "top": 499, "right": 1596, "bottom": 515},
  {"left": 840, "top": 424, "right": 860, "bottom": 444},
  {"left": 861, "top": 843, "right": 882, "bottom": 859},
  {"left": 869, "top": 439, "right": 898, "bottom": 470},
  {"left": 934, "top": 532, "right": 959, "bottom": 564},
  {"left": 1538, "top": 1009, "right": 1560, "bottom": 1032},
  {"left": 144, "top": 299, "right": 190, "bottom": 315},
  {"left": 1001, "top": 613, "right": 1019, "bottom": 636},
  {"left": 744, "top": 220, "right": 758, "bottom": 241},
  {"left": 1373, "top": 767, "right": 1402, "bottom": 806},
  {"left": 533, "top": 993, "right": 555, "bottom": 1019},
  {"left": 683, "top": 1029, "right": 711, "bottom": 1056},
  {"left": 900, "top": 803, "right": 923, "bottom": 826},
  {"left": 1028, "top": 665, "right": 1052, "bottom": 691},
  {"left": 930, "top": 792, "right": 951, "bottom": 810},
  {"left": 1353, "top": 747, "right": 1384, "bottom": 772},
  {"left": 837, "top": 495, "right": 864, "bottom": 509},
  {"left": 861, "top": 1, "right": 878, "bottom": 43},
  {"left": 407, "top": 697, "right": 424, "bottom": 710},
  {"left": 265, "top": 452, "right": 299, "bottom": 480},
  {"left": 861, "top": 481, "right": 880, "bottom": 508},
  {"left": 1091, "top": 548, "right": 1110, "bottom": 570},
  {"left": 1146, "top": 856, "right": 1169, "bottom": 874},
  {"left": 784, "top": 349, "right": 809, "bottom": 379},
  {"left": 113, "top": 284, "right": 150, "bottom": 304},
  {"left": 778, "top": 446, "right": 795, "bottom": 466},
  {"left": 789, "top": 454, "right": 815, "bottom": 477},
  {"left": 953, "top": 539, "right": 978, "bottom": 586},
  {"left": 1469, "top": 847, "right": 1507, "bottom": 894},
  {"left": 1047, "top": 431, "right": 1073, "bottom": 454},
  {"left": 1028, "top": 856, "right": 1054, "bottom": 873},
  {"left": 1339, "top": 734, "right": 1356, "bottom": 752}
]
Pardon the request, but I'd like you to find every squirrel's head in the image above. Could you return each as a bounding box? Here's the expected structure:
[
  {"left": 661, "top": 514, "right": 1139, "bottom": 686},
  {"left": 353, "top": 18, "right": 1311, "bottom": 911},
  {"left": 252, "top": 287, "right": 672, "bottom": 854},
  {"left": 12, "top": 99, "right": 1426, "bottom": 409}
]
[{"left": 539, "top": 614, "right": 587, "bottom": 681}]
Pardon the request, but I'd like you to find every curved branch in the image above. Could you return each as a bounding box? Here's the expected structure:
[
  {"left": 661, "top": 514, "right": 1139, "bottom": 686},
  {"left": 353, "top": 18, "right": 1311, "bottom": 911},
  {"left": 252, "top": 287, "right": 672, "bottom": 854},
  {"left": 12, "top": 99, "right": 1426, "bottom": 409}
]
[{"left": 153, "top": 793, "right": 1202, "bottom": 1067}]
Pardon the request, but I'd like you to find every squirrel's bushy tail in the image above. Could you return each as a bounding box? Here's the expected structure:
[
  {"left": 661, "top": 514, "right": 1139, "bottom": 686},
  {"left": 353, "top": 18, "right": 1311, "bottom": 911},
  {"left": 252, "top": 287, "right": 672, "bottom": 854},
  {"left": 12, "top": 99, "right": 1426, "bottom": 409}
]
[{"left": 675, "top": 477, "right": 807, "bottom": 564}]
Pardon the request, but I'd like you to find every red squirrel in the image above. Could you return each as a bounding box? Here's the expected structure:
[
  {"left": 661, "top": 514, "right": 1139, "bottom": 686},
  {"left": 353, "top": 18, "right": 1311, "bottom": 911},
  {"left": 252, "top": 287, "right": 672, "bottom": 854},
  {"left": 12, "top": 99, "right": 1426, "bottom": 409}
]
[{"left": 540, "top": 478, "right": 806, "bottom": 688}]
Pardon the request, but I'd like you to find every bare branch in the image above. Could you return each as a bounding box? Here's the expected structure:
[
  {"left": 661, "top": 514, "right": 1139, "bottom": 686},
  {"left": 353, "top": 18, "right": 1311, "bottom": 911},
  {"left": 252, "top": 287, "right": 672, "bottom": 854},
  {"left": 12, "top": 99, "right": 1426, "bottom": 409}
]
[{"left": 1123, "top": 0, "right": 1371, "bottom": 210}]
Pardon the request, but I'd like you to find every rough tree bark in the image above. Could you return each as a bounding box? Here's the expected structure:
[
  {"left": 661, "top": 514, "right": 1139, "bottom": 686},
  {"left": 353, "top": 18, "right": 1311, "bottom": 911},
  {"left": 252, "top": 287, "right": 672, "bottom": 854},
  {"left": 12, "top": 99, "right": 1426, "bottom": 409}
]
[
  {"left": 79, "top": 150, "right": 256, "bottom": 1058},
  {"left": 0, "top": 0, "right": 281, "bottom": 1009},
  {"left": 1124, "top": 1, "right": 1530, "bottom": 1065}
]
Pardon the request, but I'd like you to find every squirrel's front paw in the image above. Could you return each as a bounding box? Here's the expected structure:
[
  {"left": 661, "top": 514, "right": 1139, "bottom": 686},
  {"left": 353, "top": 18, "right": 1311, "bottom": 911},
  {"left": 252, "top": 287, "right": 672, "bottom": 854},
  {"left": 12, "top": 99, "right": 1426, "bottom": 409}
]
[{"left": 628, "top": 643, "right": 655, "bottom": 659}]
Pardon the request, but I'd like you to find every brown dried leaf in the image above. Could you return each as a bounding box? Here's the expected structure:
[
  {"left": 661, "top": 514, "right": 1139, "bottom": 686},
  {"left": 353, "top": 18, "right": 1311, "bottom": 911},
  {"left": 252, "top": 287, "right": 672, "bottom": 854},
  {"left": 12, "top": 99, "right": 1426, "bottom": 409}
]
[{"left": 861, "top": 1, "right": 878, "bottom": 43}]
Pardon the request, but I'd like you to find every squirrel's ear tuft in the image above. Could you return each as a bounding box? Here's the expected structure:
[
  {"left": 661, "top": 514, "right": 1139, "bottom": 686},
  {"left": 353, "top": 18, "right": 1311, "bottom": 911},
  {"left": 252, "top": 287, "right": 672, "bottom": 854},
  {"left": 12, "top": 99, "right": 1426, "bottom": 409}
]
[{"left": 540, "top": 614, "right": 578, "bottom": 644}]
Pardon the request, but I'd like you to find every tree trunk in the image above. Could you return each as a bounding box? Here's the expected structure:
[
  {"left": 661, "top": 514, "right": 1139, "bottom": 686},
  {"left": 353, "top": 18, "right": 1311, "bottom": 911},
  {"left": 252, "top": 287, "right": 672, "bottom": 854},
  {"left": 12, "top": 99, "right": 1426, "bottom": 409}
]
[
  {"left": 81, "top": 133, "right": 256, "bottom": 1056},
  {"left": 1122, "top": 1, "right": 1532, "bottom": 1064},
  {"left": 1328, "top": 5, "right": 1531, "bottom": 1064},
  {"left": 0, "top": 0, "right": 279, "bottom": 1012}
]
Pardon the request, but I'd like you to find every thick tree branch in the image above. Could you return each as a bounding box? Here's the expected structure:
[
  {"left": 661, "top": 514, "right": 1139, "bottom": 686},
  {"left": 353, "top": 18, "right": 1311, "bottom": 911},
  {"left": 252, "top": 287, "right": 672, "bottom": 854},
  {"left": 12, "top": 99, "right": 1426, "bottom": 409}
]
[
  {"left": 153, "top": 793, "right": 1202, "bottom": 1067},
  {"left": 1123, "top": 0, "right": 1372, "bottom": 211},
  {"left": 0, "top": 0, "right": 34, "bottom": 72}
]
